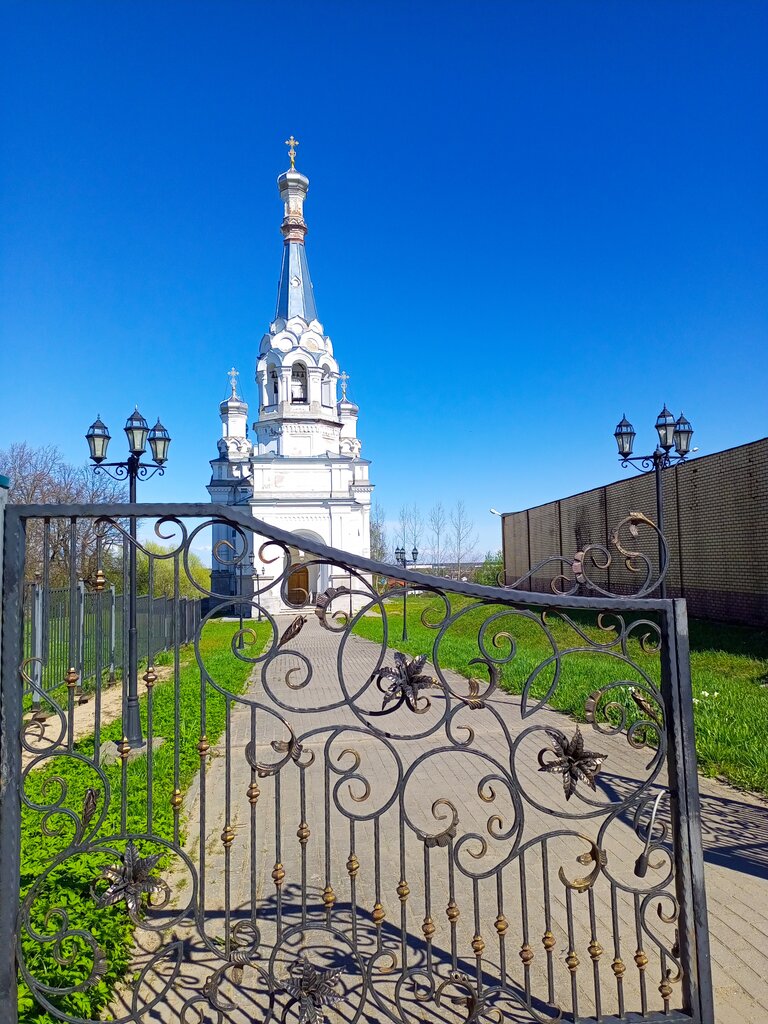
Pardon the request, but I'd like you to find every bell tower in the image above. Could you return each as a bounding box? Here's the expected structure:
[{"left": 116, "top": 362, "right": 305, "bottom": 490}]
[{"left": 207, "top": 141, "right": 374, "bottom": 611}]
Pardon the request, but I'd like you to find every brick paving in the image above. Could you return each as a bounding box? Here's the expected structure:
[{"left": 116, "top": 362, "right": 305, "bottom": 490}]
[{"left": 113, "top": 615, "right": 768, "bottom": 1024}]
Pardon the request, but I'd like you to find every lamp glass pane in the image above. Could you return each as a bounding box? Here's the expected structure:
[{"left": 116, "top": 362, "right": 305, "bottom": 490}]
[{"left": 655, "top": 408, "right": 676, "bottom": 449}]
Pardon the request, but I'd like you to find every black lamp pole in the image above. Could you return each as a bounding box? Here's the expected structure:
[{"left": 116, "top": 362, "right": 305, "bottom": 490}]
[
  {"left": 86, "top": 409, "right": 171, "bottom": 748},
  {"left": 394, "top": 545, "right": 419, "bottom": 642},
  {"left": 614, "top": 407, "right": 694, "bottom": 600}
]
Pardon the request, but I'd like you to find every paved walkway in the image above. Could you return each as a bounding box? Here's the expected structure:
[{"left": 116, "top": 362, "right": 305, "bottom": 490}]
[{"left": 114, "top": 615, "right": 768, "bottom": 1024}]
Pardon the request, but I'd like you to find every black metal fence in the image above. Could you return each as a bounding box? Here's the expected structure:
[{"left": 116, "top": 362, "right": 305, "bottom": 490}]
[{"left": 22, "top": 581, "right": 201, "bottom": 700}]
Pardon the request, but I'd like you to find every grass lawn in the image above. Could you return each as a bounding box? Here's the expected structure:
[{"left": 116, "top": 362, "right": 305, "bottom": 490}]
[
  {"left": 353, "top": 594, "right": 768, "bottom": 796},
  {"left": 18, "top": 619, "right": 271, "bottom": 1024}
]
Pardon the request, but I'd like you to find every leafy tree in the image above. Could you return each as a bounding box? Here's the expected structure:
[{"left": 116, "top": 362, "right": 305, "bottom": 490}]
[
  {"left": 134, "top": 541, "right": 211, "bottom": 598},
  {"left": 475, "top": 549, "right": 504, "bottom": 586}
]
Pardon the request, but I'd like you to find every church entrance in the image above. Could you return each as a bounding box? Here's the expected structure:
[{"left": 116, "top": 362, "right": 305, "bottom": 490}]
[{"left": 286, "top": 563, "right": 309, "bottom": 605}]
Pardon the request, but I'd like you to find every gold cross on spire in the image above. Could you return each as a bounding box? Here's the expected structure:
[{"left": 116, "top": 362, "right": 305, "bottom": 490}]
[
  {"left": 284, "top": 135, "right": 299, "bottom": 170},
  {"left": 339, "top": 370, "right": 350, "bottom": 401},
  {"left": 227, "top": 366, "right": 239, "bottom": 397}
]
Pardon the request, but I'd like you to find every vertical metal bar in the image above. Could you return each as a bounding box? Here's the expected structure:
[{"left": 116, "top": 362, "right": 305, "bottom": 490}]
[
  {"left": 495, "top": 871, "right": 507, "bottom": 986},
  {"left": 541, "top": 839, "right": 555, "bottom": 1005},
  {"left": 633, "top": 891, "right": 648, "bottom": 1014},
  {"left": 298, "top": 766, "right": 308, "bottom": 928},
  {"left": 348, "top": 820, "right": 358, "bottom": 948},
  {"left": 108, "top": 584, "right": 116, "bottom": 683},
  {"left": 0, "top": 509, "right": 27, "bottom": 1021},
  {"left": 145, "top": 561, "right": 155, "bottom": 834},
  {"left": 223, "top": 697, "right": 232, "bottom": 958},
  {"left": 77, "top": 579, "right": 86, "bottom": 681},
  {"left": 587, "top": 885, "right": 603, "bottom": 1020},
  {"left": 275, "top": 772, "right": 283, "bottom": 939},
  {"left": 173, "top": 555, "right": 181, "bottom": 848},
  {"left": 66, "top": 519, "right": 78, "bottom": 752},
  {"left": 93, "top": 535, "right": 104, "bottom": 766},
  {"left": 41, "top": 519, "right": 50, "bottom": 658},
  {"left": 519, "top": 851, "right": 531, "bottom": 1001},
  {"left": 661, "top": 600, "right": 715, "bottom": 1023},
  {"left": 675, "top": 465, "right": 686, "bottom": 598},
  {"left": 126, "top": 478, "right": 143, "bottom": 747},
  {"left": 565, "top": 885, "right": 579, "bottom": 1019},
  {"left": 423, "top": 843, "right": 433, "bottom": 973},
  {"left": 249, "top": 705, "right": 259, "bottom": 932},
  {"left": 30, "top": 579, "right": 43, "bottom": 710},
  {"left": 610, "top": 882, "right": 625, "bottom": 1017},
  {"left": 447, "top": 837, "right": 458, "bottom": 970},
  {"left": 655, "top": 455, "right": 667, "bottom": 599}
]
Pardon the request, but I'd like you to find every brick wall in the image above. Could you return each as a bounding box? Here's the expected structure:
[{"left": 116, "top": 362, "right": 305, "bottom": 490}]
[{"left": 502, "top": 438, "right": 768, "bottom": 626}]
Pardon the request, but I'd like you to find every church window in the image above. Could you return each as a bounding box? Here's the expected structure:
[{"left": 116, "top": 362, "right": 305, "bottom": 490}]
[
  {"left": 269, "top": 368, "right": 279, "bottom": 404},
  {"left": 321, "top": 368, "right": 333, "bottom": 406},
  {"left": 291, "top": 363, "right": 308, "bottom": 403}
]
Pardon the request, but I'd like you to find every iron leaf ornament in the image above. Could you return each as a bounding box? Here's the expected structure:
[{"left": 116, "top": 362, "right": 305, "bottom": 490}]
[
  {"left": 278, "top": 615, "right": 308, "bottom": 649},
  {"left": 282, "top": 955, "right": 344, "bottom": 1024},
  {"left": 93, "top": 840, "right": 168, "bottom": 915},
  {"left": 538, "top": 726, "right": 608, "bottom": 801},
  {"left": 372, "top": 652, "right": 437, "bottom": 714}
]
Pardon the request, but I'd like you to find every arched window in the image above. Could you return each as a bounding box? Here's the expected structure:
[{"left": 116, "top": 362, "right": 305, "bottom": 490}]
[
  {"left": 321, "top": 367, "right": 333, "bottom": 407},
  {"left": 269, "top": 367, "right": 279, "bottom": 405},
  {"left": 291, "top": 363, "right": 308, "bottom": 403}
]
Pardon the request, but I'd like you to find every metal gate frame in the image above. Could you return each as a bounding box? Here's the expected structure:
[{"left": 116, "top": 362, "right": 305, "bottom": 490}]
[{"left": 0, "top": 502, "right": 714, "bottom": 1024}]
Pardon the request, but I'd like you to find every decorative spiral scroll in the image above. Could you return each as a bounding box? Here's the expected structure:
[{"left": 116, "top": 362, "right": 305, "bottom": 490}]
[{"left": 504, "top": 511, "right": 670, "bottom": 598}]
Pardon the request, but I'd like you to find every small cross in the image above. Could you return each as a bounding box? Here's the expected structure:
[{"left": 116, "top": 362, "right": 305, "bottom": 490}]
[
  {"left": 339, "top": 370, "right": 350, "bottom": 400},
  {"left": 228, "top": 366, "right": 239, "bottom": 397},
  {"left": 285, "top": 135, "right": 299, "bottom": 169}
]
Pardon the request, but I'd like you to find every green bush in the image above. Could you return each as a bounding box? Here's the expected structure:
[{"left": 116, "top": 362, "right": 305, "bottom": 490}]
[{"left": 18, "top": 620, "right": 269, "bottom": 1023}]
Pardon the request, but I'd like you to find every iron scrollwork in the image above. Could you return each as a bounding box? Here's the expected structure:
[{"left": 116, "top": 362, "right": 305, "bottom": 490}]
[{"left": 10, "top": 503, "right": 705, "bottom": 1024}]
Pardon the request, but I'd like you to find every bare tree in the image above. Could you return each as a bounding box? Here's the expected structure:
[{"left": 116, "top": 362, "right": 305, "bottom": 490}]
[
  {"left": 397, "top": 504, "right": 423, "bottom": 558},
  {"left": 448, "top": 500, "right": 478, "bottom": 579},
  {"left": 370, "top": 502, "right": 388, "bottom": 563},
  {"left": 427, "top": 501, "right": 447, "bottom": 574},
  {"left": 0, "top": 441, "right": 127, "bottom": 584}
]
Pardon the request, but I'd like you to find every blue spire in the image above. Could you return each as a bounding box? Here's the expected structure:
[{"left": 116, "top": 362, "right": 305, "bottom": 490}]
[{"left": 275, "top": 167, "right": 318, "bottom": 323}]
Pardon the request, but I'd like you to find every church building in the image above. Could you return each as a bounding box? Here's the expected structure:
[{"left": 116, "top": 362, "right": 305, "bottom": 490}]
[{"left": 207, "top": 141, "right": 374, "bottom": 613}]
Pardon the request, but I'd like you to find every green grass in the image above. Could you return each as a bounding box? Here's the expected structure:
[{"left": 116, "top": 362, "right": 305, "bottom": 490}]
[
  {"left": 18, "top": 619, "right": 271, "bottom": 1023},
  {"left": 354, "top": 594, "right": 768, "bottom": 795}
]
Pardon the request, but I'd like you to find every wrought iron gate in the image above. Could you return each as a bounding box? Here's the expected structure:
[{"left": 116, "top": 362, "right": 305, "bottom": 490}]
[{"left": 0, "top": 503, "right": 714, "bottom": 1023}]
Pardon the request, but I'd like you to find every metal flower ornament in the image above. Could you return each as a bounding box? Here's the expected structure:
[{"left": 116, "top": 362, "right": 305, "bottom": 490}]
[
  {"left": 372, "top": 652, "right": 438, "bottom": 715},
  {"left": 93, "top": 840, "right": 169, "bottom": 915},
  {"left": 282, "top": 955, "right": 344, "bottom": 1024},
  {"left": 538, "top": 726, "right": 608, "bottom": 801}
]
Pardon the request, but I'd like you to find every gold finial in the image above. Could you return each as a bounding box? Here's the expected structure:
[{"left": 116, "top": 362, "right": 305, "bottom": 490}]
[
  {"left": 285, "top": 135, "right": 299, "bottom": 169},
  {"left": 227, "top": 366, "right": 239, "bottom": 398},
  {"left": 339, "top": 370, "right": 349, "bottom": 401}
]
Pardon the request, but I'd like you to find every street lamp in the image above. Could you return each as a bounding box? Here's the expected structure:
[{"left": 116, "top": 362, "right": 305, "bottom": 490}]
[
  {"left": 613, "top": 407, "right": 694, "bottom": 599},
  {"left": 86, "top": 408, "right": 171, "bottom": 748},
  {"left": 395, "top": 545, "right": 419, "bottom": 642}
]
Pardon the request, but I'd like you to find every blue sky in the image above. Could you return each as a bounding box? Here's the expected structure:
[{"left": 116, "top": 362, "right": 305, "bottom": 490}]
[{"left": 1, "top": 0, "right": 766, "bottom": 554}]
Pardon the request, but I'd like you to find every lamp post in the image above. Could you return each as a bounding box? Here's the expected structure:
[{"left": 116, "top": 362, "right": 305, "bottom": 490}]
[
  {"left": 613, "top": 406, "right": 694, "bottom": 599},
  {"left": 86, "top": 408, "right": 171, "bottom": 748},
  {"left": 394, "top": 545, "right": 419, "bottom": 642}
]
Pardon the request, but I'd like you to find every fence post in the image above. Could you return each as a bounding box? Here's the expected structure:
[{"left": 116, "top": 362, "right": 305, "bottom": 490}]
[
  {"left": 30, "top": 578, "right": 44, "bottom": 709},
  {"left": 108, "top": 585, "right": 116, "bottom": 683}
]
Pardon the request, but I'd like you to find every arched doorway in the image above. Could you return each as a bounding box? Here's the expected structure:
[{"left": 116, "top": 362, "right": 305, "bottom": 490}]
[
  {"left": 287, "top": 564, "right": 310, "bottom": 605},
  {"left": 283, "top": 530, "right": 328, "bottom": 607}
]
